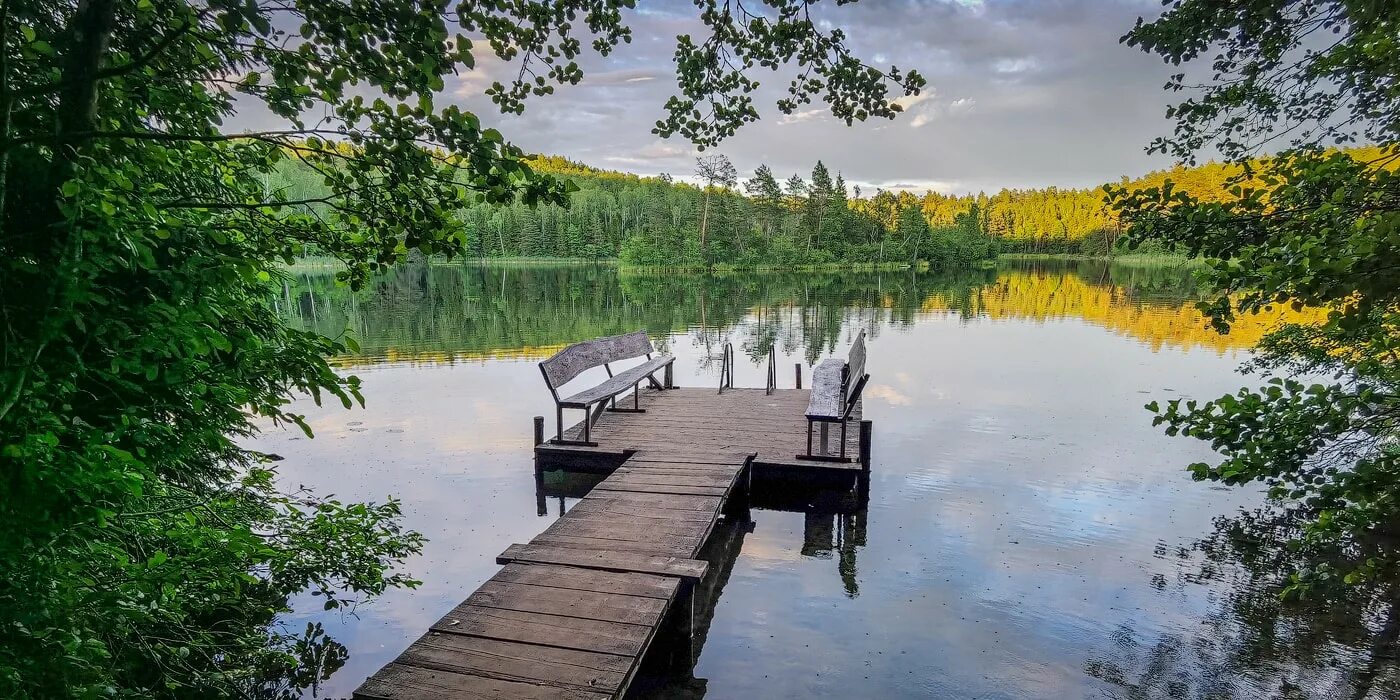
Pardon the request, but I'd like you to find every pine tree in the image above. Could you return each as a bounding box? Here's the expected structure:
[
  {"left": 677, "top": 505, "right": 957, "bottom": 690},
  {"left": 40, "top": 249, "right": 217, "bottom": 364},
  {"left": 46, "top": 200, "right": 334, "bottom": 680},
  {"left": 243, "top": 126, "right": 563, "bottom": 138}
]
[
  {"left": 805, "top": 161, "right": 834, "bottom": 251},
  {"left": 744, "top": 164, "right": 785, "bottom": 239}
]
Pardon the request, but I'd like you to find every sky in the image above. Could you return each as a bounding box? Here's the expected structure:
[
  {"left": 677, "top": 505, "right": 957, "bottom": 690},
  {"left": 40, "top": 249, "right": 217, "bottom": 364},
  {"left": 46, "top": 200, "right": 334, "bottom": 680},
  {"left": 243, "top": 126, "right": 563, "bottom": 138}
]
[{"left": 359, "top": 0, "right": 1188, "bottom": 196}]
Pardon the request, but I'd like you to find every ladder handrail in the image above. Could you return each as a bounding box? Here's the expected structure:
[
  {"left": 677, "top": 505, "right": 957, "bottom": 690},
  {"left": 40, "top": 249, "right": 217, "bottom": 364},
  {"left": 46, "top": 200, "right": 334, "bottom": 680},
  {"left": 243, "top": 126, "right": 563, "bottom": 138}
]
[
  {"left": 765, "top": 348, "right": 776, "bottom": 395},
  {"left": 718, "top": 342, "right": 734, "bottom": 393}
]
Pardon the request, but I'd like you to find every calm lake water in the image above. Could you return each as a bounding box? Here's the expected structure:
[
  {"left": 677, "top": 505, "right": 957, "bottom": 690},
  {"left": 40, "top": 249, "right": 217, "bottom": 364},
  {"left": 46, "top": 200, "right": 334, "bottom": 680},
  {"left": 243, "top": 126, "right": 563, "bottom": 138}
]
[{"left": 255, "top": 260, "right": 1397, "bottom": 699}]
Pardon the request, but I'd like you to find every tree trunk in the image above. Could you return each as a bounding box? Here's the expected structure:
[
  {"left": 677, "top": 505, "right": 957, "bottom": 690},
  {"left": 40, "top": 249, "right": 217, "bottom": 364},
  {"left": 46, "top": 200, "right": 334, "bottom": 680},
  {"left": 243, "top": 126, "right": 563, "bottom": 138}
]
[
  {"left": 699, "top": 189, "right": 711, "bottom": 253},
  {"left": 1, "top": 0, "right": 118, "bottom": 426}
]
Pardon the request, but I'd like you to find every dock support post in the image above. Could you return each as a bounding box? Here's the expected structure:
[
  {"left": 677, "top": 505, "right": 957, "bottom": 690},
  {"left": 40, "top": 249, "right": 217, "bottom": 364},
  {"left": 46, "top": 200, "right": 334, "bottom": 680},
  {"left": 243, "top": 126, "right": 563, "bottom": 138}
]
[
  {"left": 532, "top": 416, "right": 546, "bottom": 515},
  {"left": 859, "top": 419, "right": 873, "bottom": 470},
  {"left": 664, "top": 582, "right": 697, "bottom": 674},
  {"left": 795, "top": 363, "right": 803, "bottom": 389},
  {"left": 664, "top": 362, "right": 673, "bottom": 389}
]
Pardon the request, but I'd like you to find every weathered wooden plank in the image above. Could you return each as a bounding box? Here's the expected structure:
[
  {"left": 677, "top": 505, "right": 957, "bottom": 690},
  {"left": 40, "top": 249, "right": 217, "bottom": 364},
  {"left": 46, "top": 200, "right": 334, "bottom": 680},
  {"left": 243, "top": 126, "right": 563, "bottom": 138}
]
[
  {"left": 539, "top": 331, "right": 655, "bottom": 387},
  {"left": 628, "top": 448, "right": 751, "bottom": 463},
  {"left": 467, "top": 580, "right": 667, "bottom": 626},
  {"left": 594, "top": 482, "right": 732, "bottom": 497},
  {"left": 615, "top": 464, "right": 745, "bottom": 476},
  {"left": 598, "top": 471, "right": 735, "bottom": 488},
  {"left": 610, "top": 412, "right": 814, "bottom": 425},
  {"left": 606, "top": 471, "right": 738, "bottom": 488},
  {"left": 558, "top": 354, "right": 673, "bottom": 407},
  {"left": 546, "top": 517, "right": 708, "bottom": 542},
  {"left": 497, "top": 543, "right": 709, "bottom": 580},
  {"left": 530, "top": 533, "right": 700, "bottom": 557},
  {"left": 356, "top": 662, "right": 611, "bottom": 700},
  {"left": 492, "top": 563, "right": 678, "bottom": 600},
  {"left": 393, "top": 633, "right": 630, "bottom": 694},
  {"left": 581, "top": 490, "right": 722, "bottom": 511},
  {"left": 564, "top": 499, "right": 717, "bottom": 523},
  {"left": 431, "top": 604, "right": 652, "bottom": 656},
  {"left": 848, "top": 329, "right": 867, "bottom": 390}
]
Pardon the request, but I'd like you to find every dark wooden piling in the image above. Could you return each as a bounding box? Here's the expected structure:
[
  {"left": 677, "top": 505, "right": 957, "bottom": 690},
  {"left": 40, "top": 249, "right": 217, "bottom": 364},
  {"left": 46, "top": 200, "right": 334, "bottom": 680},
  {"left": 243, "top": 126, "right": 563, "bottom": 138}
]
[
  {"left": 795, "top": 362, "right": 803, "bottom": 389},
  {"left": 859, "top": 419, "right": 873, "bottom": 470}
]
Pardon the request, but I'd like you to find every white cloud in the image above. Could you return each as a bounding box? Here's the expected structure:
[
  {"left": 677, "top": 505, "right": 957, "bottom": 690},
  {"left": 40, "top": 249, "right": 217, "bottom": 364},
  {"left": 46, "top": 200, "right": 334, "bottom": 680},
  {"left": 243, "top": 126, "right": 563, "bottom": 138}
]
[
  {"left": 994, "top": 57, "right": 1040, "bottom": 74},
  {"left": 777, "top": 108, "right": 827, "bottom": 125},
  {"left": 601, "top": 140, "right": 697, "bottom": 169},
  {"left": 855, "top": 178, "right": 963, "bottom": 195},
  {"left": 892, "top": 91, "right": 937, "bottom": 110}
]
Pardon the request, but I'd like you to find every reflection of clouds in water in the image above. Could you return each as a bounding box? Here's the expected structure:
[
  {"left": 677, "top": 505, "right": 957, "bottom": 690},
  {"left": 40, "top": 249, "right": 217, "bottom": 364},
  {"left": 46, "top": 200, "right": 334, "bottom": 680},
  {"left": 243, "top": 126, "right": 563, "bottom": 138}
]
[
  {"left": 712, "top": 313, "right": 1273, "bottom": 697},
  {"left": 864, "top": 383, "right": 912, "bottom": 406}
]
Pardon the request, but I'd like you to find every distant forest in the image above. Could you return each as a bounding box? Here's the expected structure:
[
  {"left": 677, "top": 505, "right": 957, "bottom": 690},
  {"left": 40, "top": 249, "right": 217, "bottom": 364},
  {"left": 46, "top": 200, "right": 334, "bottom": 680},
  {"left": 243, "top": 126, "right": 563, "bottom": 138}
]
[{"left": 272, "top": 148, "right": 1384, "bottom": 269}]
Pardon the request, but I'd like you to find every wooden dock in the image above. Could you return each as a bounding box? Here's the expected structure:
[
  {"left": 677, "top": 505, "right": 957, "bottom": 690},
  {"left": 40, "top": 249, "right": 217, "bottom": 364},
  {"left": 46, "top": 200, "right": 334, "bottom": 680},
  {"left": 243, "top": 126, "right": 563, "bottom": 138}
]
[
  {"left": 353, "top": 450, "right": 753, "bottom": 700},
  {"left": 536, "top": 387, "right": 867, "bottom": 474},
  {"left": 355, "top": 376, "right": 872, "bottom": 699}
]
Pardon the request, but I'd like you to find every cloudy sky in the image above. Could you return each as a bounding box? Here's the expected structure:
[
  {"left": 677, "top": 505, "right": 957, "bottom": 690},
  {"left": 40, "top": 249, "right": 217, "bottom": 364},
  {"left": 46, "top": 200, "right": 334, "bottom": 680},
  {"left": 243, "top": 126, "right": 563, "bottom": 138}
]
[{"left": 450, "top": 0, "right": 1183, "bottom": 195}]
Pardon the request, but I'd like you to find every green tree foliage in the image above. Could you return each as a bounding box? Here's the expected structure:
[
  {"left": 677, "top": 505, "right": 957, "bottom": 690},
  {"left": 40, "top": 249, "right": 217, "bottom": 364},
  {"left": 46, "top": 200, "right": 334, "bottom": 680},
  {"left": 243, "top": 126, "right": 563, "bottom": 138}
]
[
  {"left": 609, "top": 157, "right": 1001, "bottom": 269},
  {"left": 1111, "top": 0, "right": 1400, "bottom": 600},
  {"left": 0, "top": 1, "right": 917, "bottom": 696},
  {"left": 895, "top": 201, "right": 931, "bottom": 263}
]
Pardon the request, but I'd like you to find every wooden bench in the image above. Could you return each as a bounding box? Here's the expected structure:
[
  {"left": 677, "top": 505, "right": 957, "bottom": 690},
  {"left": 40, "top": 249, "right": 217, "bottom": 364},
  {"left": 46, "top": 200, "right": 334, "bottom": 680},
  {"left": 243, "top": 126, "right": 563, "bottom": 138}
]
[
  {"left": 540, "top": 331, "right": 674, "bottom": 446},
  {"left": 800, "top": 330, "right": 869, "bottom": 462}
]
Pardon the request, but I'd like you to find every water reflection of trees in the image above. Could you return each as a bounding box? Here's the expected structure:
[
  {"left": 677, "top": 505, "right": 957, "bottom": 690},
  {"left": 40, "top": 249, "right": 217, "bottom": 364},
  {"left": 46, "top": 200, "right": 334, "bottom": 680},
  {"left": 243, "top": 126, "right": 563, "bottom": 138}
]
[
  {"left": 274, "top": 259, "right": 1298, "bottom": 367},
  {"left": 1085, "top": 508, "right": 1400, "bottom": 699}
]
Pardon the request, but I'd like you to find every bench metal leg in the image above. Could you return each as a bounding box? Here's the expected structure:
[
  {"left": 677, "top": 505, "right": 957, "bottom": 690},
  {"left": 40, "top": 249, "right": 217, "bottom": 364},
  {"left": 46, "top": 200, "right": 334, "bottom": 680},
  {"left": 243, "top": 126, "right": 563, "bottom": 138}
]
[
  {"left": 797, "top": 419, "right": 855, "bottom": 462},
  {"left": 606, "top": 383, "right": 647, "bottom": 414},
  {"left": 839, "top": 420, "right": 847, "bottom": 460},
  {"left": 548, "top": 405, "right": 600, "bottom": 447}
]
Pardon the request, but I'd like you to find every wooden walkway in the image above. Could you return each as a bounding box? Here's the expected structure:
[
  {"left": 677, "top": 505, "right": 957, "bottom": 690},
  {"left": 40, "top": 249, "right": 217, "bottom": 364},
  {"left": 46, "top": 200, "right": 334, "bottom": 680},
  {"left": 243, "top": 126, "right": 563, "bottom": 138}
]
[
  {"left": 353, "top": 450, "right": 753, "bottom": 700},
  {"left": 536, "top": 387, "right": 866, "bottom": 473}
]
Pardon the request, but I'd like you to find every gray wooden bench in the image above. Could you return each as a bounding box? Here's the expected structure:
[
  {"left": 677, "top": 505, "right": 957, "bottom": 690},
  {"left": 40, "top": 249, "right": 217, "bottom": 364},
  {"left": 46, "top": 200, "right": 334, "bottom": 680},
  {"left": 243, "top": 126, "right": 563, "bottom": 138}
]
[
  {"left": 800, "top": 330, "right": 869, "bottom": 462},
  {"left": 539, "top": 331, "right": 674, "bottom": 445}
]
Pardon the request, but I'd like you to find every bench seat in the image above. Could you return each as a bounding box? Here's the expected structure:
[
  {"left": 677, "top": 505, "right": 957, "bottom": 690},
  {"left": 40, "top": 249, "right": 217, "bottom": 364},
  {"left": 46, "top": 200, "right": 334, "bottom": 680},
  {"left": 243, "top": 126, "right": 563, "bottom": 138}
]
[
  {"left": 560, "top": 354, "right": 675, "bottom": 407},
  {"left": 805, "top": 358, "right": 846, "bottom": 419}
]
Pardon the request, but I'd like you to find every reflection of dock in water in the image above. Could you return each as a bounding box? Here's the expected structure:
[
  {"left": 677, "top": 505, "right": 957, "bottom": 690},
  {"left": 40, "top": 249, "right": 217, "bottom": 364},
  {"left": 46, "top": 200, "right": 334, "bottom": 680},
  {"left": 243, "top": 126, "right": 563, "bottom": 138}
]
[{"left": 355, "top": 378, "right": 871, "bottom": 699}]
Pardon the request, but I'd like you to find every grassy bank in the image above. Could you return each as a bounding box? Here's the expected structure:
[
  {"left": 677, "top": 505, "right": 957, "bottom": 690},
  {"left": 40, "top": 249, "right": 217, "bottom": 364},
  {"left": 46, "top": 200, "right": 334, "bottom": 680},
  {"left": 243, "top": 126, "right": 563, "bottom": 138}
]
[
  {"left": 998, "top": 252, "right": 1200, "bottom": 267},
  {"left": 466, "top": 256, "right": 616, "bottom": 266},
  {"left": 619, "top": 260, "right": 919, "bottom": 275}
]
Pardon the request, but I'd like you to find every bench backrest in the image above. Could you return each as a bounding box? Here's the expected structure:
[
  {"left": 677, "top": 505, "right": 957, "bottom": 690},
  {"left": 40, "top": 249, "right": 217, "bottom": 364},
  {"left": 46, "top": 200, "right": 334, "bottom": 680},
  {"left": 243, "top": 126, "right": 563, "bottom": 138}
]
[
  {"left": 540, "top": 330, "right": 655, "bottom": 389},
  {"left": 843, "top": 330, "right": 867, "bottom": 405}
]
